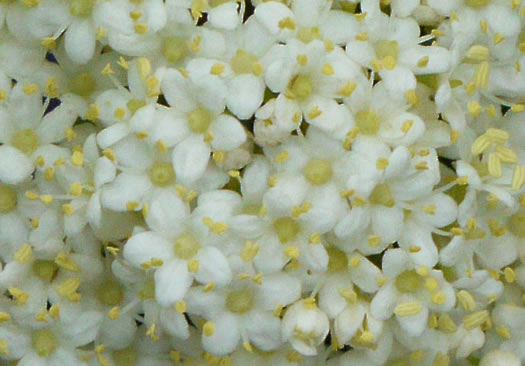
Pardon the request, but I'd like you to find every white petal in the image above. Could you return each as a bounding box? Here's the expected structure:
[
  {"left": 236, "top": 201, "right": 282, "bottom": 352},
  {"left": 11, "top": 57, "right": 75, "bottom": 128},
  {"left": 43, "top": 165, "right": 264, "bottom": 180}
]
[
  {"left": 396, "top": 305, "right": 428, "bottom": 337},
  {"left": 100, "top": 172, "right": 151, "bottom": 211},
  {"left": 172, "top": 136, "right": 210, "bottom": 184},
  {"left": 155, "top": 260, "right": 193, "bottom": 306},
  {"left": 123, "top": 231, "right": 173, "bottom": 268},
  {"left": 209, "top": 114, "right": 246, "bottom": 151},
  {"left": 335, "top": 303, "right": 366, "bottom": 344},
  {"left": 226, "top": 75, "right": 265, "bottom": 120},
  {"left": 194, "top": 247, "right": 232, "bottom": 287},
  {"left": 245, "top": 311, "right": 282, "bottom": 350},
  {"left": 0, "top": 145, "right": 33, "bottom": 184},
  {"left": 202, "top": 312, "right": 241, "bottom": 356},
  {"left": 208, "top": 2, "right": 240, "bottom": 30},
  {"left": 65, "top": 19, "right": 96, "bottom": 65},
  {"left": 256, "top": 273, "right": 301, "bottom": 310},
  {"left": 146, "top": 190, "right": 189, "bottom": 238}
]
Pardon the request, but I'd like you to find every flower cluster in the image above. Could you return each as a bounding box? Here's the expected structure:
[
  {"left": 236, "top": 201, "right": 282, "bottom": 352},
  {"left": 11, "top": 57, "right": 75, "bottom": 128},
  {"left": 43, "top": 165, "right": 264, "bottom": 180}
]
[{"left": 1, "top": 0, "right": 525, "bottom": 365}]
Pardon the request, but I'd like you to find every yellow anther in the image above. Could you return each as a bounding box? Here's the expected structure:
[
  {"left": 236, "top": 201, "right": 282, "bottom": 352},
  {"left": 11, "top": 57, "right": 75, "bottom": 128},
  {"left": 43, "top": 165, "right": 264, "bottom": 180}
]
[
  {"left": 493, "top": 33, "right": 505, "bottom": 44},
  {"left": 423, "top": 204, "right": 436, "bottom": 215},
  {"left": 203, "top": 321, "right": 215, "bottom": 336},
  {"left": 341, "top": 189, "right": 355, "bottom": 198},
  {"left": 35, "top": 310, "right": 48, "bottom": 322},
  {"left": 136, "top": 131, "right": 149, "bottom": 140},
  {"left": 86, "top": 103, "right": 100, "bottom": 121},
  {"left": 108, "top": 306, "right": 120, "bottom": 320},
  {"left": 146, "top": 323, "right": 159, "bottom": 341},
  {"left": 274, "top": 151, "right": 290, "bottom": 163},
  {"left": 188, "top": 259, "right": 200, "bottom": 273},
  {"left": 355, "top": 32, "right": 369, "bottom": 41},
  {"left": 31, "top": 217, "right": 40, "bottom": 229},
  {"left": 431, "top": 292, "right": 447, "bottom": 305},
  {"left": 48, "top": 304, "right": 59, "bottom": 319},
  {"left": 309, "top": 232, "right": 321, "bottom": 244},
  {"left": 324, "top": 39, "right": 335, "bottom": 51},
  {"left": 204, "top": 282, "right": 215, "bottom": 292},
  {"left": 303, "top": 297, "right": 317, "bottom": 309},
  {"left": 424, "top": 277, "right": 438, "bottom": 291},
  {"left": 431, "top": 29, "right": 445, "bottom": 37},
  {"left": 210, "top": 63, "right": 225, "bottom": 75},
  {"left": 55, "top": 252, "right": 79, "bottom": 272},
  {"left": 401, "top": 119, "right": 413, "bottom": 133},
  {"left": 25, "top": 191, "right": 39, "bottom": 200},
  {"left": 69, "top": 182, "right": 82, "bottom": 196},
  {"left": 101, "top": 63, "right": 114, "bottom": 75},
  {"left": 394, "top": 302, "right": 422, "bottom": 316},
  {"left": 370, "top": 58, "right": 383, "bottom": 72},
  {"left": 118, "top": 57, "right": 129, "bottom": 70},
  {"left": 494, "top": 145, "right": 518, "bottom": 163},
  {"left": 465, "top": 45, "right": 490, "bottom": 62},
  {"left": 415, "top": 265, "right": 429, "bottom": 276},
  {"left": 0, "top": 340, "right": 8, "bottom": 356},
  {"left": 337, "top": 81, "right": 357, "bottom": 97},
  {"left": 137, "top": 57, "right": 151, "bottom": 80},
  {"left": 376, "top": 157, "right": 389, "bottom": 170},
  {"left": 383, "top": 56, "right": 397, "bottom": 70},
  {"left": 367, "top": 235, "right": 381, "bottom": 247},
  {"left": 433, "top": 352, "right": 450, "bottom": 366},
  {"left": 130, "top": 9, "right": 142, "bottom": 21},
  {"left": 417, "top": 56, "right": 429, "bottom": 68},
  {"left": 241, "top": 241, "right": 260, "bottom": 262},
  {"left": 284, "top": 246, "right": 300, "bottom": 259},
  {"left": 463, "top": 310, "right": 490, "bottom": 330},
  {"left": 456, "top": 290, "right": 476, "bottom": 311},
  {"left": 126, "top": 201, "right": 139, "bottom": 211},
  {"left": 511, "top": 104, "right": 525, "bottom": 113},
  {"left": 488, "top": 153, "right": 502, "bottom": 178},
  {"left": 467, "top": 101, "right": 482, "bottom": 116},
  {"left": 322, "top": 64, "right": 334, "bottom": 76},
  {"left": 411, "top": 350, "right": 424, "bottom": 361},
  {"left": 409, "top": 245, "right": 421, "bottom": 253},
  {"left": 65, "top": 128, "right": 77, "bottom": 142},
  {"left": 428, "top": 314, "right": 438, "bottom": 328},
  {"left": 485, "top": 128, "right": 509, "bottom": 144},
  {"left": 504, "top": 267, "right": 516, "bottom": 283},
  {"left": 278, "top": 17, "right": 296, "bottom": 30},
  {"left": 56, "top": 277, "right": 81, "bottom": 300},
  {"left": 450, "top": 129, "right": 460, "bottom": 144},
  {"left": 415, "top": 162, "right": 428, "bottom": 170},
  {"left": 175, "top": 300, "right": 187, "bottom": 313},
  {"left": 0, "top": 312, "right": 11, "bottom": 322},
  {"left": 496, "top": 326, "right": 511, "bottom": 339},
  {"left": 355, "top": 12, "right": 367, "bottom": 21},
  {"left": 338, "top": 288, "right": 357, "bottom": 304},
  {"left": 512, "top": 165, "right": 525, "bottom": 190},
  {"left": 274, "top": 304, "right": 284, "bottom": 317},
  {"left": 405, "top": 89, "right": 419, "bottom": 105},
  {"left": 252, "top": 272, "right": 263, "bottom": 285},
  {"left": 243, "top": 342, "right": 253, "bottom": 353},
  {"left": 308, "top": 106, "right": 322, "bottom": 119},
  {"left": 252, "top": 62, "right": 264, "bottom": 76},
  {"left": 23, "top": 84, "right": 38, "bottom": 95},
  {"left": 41, "top": 37, "right": 57, "bottom": 50},
  {"left": 40, "top": 194, "right": 53, "bottom": 205},
  {"left": 9, "top": 287, "right": 29, "bottom": 305},
  {"left": 45, "top": 77, "right": 58, "bottom": 98},
  {"left": 228, "top": 170, "right": 240, "bottom": 178},
  {"left": 71, "top": 151, "right": 83, "bottom": 166},
  {"left": 437, "top": 313, "right": 457, "bottom": 333},
  {"left": 134, "top": 23, "right": 148, "bottom": 34},
  {"left": 348, "top": 255, "right": 361, "bottom": 268},
  {"left": 14, "top": 244, "right": 33, "bottom": 264},
  {"left": 96, "top": 26, "right": 108, "bottom": 40}
]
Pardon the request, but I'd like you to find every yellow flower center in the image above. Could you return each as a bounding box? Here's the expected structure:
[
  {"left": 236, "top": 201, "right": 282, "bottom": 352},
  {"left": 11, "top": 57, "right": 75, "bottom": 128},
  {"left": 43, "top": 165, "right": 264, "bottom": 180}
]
[
  {"left": 289, "top": 75, "right": 313, "bottom": 100},
  {"left": 113, "top": 347, "right": 137, "bottom": 366},
  {"left": 11, "top": 128, "right": 40, "bottom": 155},
  {"left": 226, "top": 288, "right": 254, "bottom": 314},
  {"left": 508, "top": 213, "right": 525, "bottom": 238},
  {"left": 374, "top": 40, "right": 399, "bottom": 61},
  {"left": 274, "top": 217, "right": 300, "bottom": 243},
  {"left": 98, "top": 281, "right": 124, "bottom": 306},
  {"left": 174, "top": 233, "right": 200, "bottom": 259},
  {"left": 464, "top": 0, "right": 491, "bottom": 8},
  {"left": 0, "top": 185, "right": 17, "bottom": 213},
  {"left": 355, "top": 109, "right": 380, "bottom": 135},
  {"left": 162, "top": 37, "right": 189, "bottom": 64},
  {"left": 70, "top": 0, "right": 96, "bottom": 17},
  {"left": 395, "top": 270, "right": 424, "bottom": 293},
  {"left": 303, "top": 158, "right": 333, "bottom": 185},
  {"left": 69, "top": 72, "right": 97, "bottom": 97},
  {"left": 297, "top": 27, "right": 321, "bottom": 43},
  {"left": 32, "top": 261, "right": 59, "bottom": 282},
  {"left": 32, "top": 329, "right": 57, "bottom": 358},
  {"left": 327, "top": 247, "right": 347, "bottom": 272},
  {"left": 369, "top": 183, "right": 395, "bottom": 207},
  {"left": 231, "top": 49, "right": 258, "bottom": 75},
  {"left": 149, "top": 162, "right": 176, "bottom": 187},
  {"left": 187, "top": 108, "right": 212, "bottom": 134}
]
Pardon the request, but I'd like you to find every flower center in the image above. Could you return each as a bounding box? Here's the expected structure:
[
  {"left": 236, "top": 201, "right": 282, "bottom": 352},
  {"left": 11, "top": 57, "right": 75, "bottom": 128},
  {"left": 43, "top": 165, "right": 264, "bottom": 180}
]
[
  {"left": 32, "top": 261, "right": 59, "bottom": 282},
  {"left": 274, "top": 217, "right": 300, "bottom": 243},
  {"left": 188, "top": 108, "right": 212, "bottom": 133},
  {"left": 374, "top": 40, "right": 399, "bottom": 61},
  {"left": 0, "top": 185, "right": 17, "bottom": 213},
  {"left": 303, "top": 158, "right": 333, "bottom": 185},
  {"left": 508, "top": 213, "right": 525, "bottom": 238},
  {"left": 327, "top": 247, "right": 347, "bottom": 272},
  {"left": 174, "top": 233, "right": 200, "bottom": 259},
  {"left": 464, "top": 0, "right": 491, "bottom": 8},
  {"left": 289, "top": 75, "right": 313, "bottom": 100},
  {"left": 69, "top": 72, "right": 97, "bottom": 97},
  {"left": 98, "top": 281, "right": 124, "bottom": 306},
  {"left": 369, "top": 183, "right": 395, "bottom": 207},
  {"left": 226, "top": 288, "right": 254, "bottom": 314},
  {"left": 32, "top": 329, "right": 57, "bottom": 358},
  {"left": 355, "top": 109, "right": 380, "bottom": 135},
  {"left": 139, "top": 280, "right": 155, "bottom": 299},
  {"left": 113, "top": 347, "right": 137, "bottom": 366},
  {"left": 162, "top": 37, "right": 189, "bottom": 63},
  {"left": 149, "top": 162, "right": 176, "bottom": 187},
  {"left": 231, "top": 49, "right": 258, "bottom": 75},
  {"left": 70, "top": 0, "right": 96, "bottom": 17},
  {"left": 297, "top": 27, "right": 321, "bottom": 43},
  {"left": 11, "top": 128, "right": 40, "bottom": 155},
  {"left": 395, "top": 270, "right": 424, "bottom": 293}
]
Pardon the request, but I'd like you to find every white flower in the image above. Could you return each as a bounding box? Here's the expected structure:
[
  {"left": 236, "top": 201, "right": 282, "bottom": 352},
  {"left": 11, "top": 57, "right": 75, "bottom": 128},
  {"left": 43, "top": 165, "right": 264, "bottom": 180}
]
[{"left": 281, "top": 298, "right": 329, "bottom": 356}]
